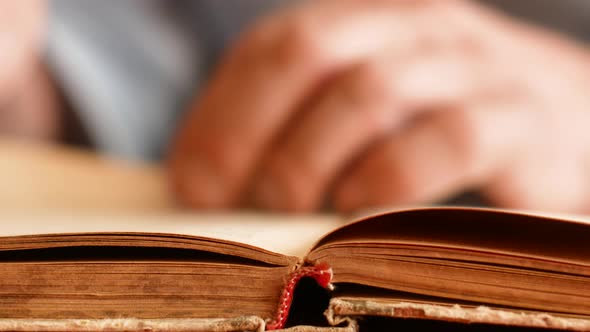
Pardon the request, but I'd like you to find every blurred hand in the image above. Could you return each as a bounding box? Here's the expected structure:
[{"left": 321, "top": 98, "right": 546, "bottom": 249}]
[
  {"left": 0, "top": 0, "right": 59, "bottom": 140},
  {"left": 170, "top": 0, "right": 590, "bottom": 214}
]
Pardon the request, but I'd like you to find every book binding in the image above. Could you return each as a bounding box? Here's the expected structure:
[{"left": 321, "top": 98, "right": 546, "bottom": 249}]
[{"left": 267, "top": 262, "right": 334, "bottom": 330}]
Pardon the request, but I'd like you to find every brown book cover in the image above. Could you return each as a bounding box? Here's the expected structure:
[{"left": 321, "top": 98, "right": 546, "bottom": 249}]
[{"left": 327, "top": 297, "right": 590, "bottom": 331}]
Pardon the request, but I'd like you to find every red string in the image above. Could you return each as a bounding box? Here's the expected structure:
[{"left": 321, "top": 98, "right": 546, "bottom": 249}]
[{"left": 265, "top": 262, "right": 334, "bottom": 330}]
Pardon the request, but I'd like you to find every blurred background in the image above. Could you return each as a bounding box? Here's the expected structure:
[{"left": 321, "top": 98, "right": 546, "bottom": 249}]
[{"left": 1, "top": 0, "right": 589, "bottom": 214}]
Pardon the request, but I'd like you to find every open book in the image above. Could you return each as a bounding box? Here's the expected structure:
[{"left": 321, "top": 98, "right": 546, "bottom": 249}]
[
  {"left": 1, "top": 208, "right": 589, "bottom": 332},
  {"left": 1, "top": 141, "right": 589, "bottom": 331}
]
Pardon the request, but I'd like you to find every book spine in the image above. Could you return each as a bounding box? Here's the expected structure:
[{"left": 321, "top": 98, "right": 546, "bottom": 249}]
[{"left": 266, "top": 262, "right": 334, "bottom": 331}]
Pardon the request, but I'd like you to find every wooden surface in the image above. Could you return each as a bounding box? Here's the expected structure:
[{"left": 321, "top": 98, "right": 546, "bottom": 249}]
[{"left": 0, "top": 139, "right": 175, "bottom": 212}]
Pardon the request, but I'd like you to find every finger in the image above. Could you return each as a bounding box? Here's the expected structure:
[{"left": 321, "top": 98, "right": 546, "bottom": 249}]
[
  {"left": 251, "top": 49, "right": 496, "bottom": 212},
  {"left": 333, "top": 99, "right": 534, "bottom": 212},
  {"left": 169, "top": 1, "right": 460, "bottom": 208},
  {"left": 482, "top": 125, "right": 590, "bottom": 213},
  {"left": 0, "top": 60, "right": 60, "bottom": 139},
  {"left": 0, "top": 1, "right": 46, "bottom": 98}
]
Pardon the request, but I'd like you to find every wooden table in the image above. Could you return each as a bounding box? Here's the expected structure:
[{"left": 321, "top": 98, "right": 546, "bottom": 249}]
[{"left": 0, "top": 139, "right": 174, "bottom": 212}]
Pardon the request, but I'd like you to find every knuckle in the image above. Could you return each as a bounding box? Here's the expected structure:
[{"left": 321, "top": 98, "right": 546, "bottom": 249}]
[
  {"left": 337, "top": 63, "right": 395, "bottom": 130},
  {"left": 368, "top": 150, "right": 422, "bottom": 204},
  {"left": 255, "top": 13, "right": 328, "bottom": 71},
  {"left": 433, "top": 109, "right": 484, "bottom": 171},
  {"left": 182, "top": 132, "right": 247, "bottom": 186},
  {"left": 264, "top": 151, "right": 322, "bottom": 211},
  {"left": 234, "top": 20, "right": 277, "bottom": 64},
  {"left": 386, "top": 156, "right": 423, "bottom": 202},
  {"left": 204, "top": 139, "right": 247, "bottom": 181},
  {"left": 169, "top": 137, "right": 244, "bottom": 207},
  {"left": 348, "top": 63, "right": 395, "bottom": 105}
]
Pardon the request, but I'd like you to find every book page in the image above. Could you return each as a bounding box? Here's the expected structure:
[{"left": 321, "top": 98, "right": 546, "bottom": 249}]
[
  {"left": 310, "top": 207, "right": 590, "bottom": 265},
  {"left": 306, "top": 208, "right": 590, "bottom": 318},
  {"left": 0, "top": 212, "right": 345, "bottom": 258},
  {"left": 0, "top": 139, "right": 347, "bottom": 258}
]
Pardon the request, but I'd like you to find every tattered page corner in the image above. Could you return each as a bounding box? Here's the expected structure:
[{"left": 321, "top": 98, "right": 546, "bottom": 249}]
[
  {"left": 265, "top": 307, "right": 358, "bottom": 332},
  {"left": 273, "top": 322, "right": 357, "bottom": 332},
  {"left": 320, "top": 302, "right": 359, "bottom": 332}
]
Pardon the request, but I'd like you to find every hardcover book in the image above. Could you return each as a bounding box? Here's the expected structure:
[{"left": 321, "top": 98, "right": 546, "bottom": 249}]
[
  {"left": 1, "top": 140, "right": 589, "bottom": 331},
  {"left": 0, "top": 208, "right": 589, "bottom": 332}
]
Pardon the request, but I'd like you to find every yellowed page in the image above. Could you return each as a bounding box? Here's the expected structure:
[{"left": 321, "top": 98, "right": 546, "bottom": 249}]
[
  {"left": 0, "top": 212, "right": 344, "bottom": 257},
  {"left": 354, "top": 205, "right": 590, "bottom": 225},
  {"left": 0, "top": 140, "right": 346, "bottom": 256}
]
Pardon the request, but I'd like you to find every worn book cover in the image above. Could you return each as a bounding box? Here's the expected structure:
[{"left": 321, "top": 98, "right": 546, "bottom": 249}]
[{"left": 1, "top": 141, "right": 589, "bottom": 331}]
